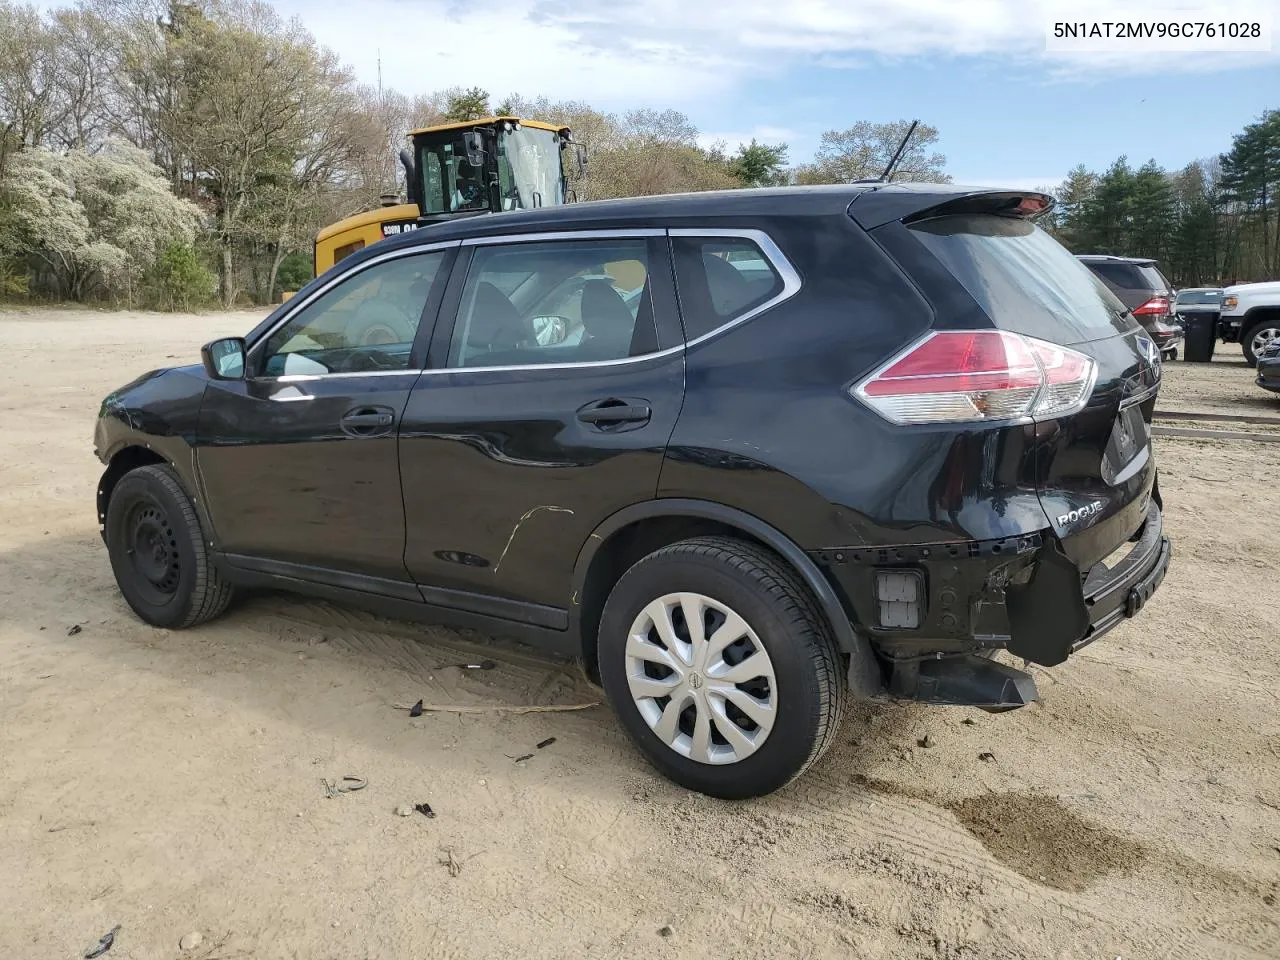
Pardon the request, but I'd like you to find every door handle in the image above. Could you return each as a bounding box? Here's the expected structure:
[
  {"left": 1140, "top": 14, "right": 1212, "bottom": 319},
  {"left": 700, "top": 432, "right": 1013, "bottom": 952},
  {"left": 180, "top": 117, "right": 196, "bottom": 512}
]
[
  {"left": 577, "top": 398, "right": 651, "bottom": 426},
  {"left": 340, "top": 406, "right": 395, "bottom": 437}
]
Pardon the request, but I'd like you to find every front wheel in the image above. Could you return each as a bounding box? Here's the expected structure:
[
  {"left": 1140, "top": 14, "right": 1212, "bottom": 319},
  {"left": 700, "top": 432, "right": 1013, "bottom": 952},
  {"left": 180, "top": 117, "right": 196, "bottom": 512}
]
[
  {"left": 597, "top": 537, "right": 847, "bottom": 799},
  {"left": 1243, "top": 320, "right": 1280, "bottom": 367},
  {"left": 104, "top": 464, "right": 235, "bottom": 628}
]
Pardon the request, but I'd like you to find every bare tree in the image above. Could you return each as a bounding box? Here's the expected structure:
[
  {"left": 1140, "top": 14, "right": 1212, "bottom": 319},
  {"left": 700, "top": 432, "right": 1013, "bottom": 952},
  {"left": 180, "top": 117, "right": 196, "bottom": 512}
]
[{"left": 796, "top": 120, "right": 950, "bottom": 184}]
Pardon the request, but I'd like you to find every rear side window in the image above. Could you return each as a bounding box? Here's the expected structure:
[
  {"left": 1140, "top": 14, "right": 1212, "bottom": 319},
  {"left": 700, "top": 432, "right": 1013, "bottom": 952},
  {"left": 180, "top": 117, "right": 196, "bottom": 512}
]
[
  {"left": 909, "top": 215, "right": 1138, "bottom": 344},
  {"left": 447, "top": 238, "right": 658, "bottom": 368},
  {"left": 672, "top": 237, "right": 784, "bottom": 341}
]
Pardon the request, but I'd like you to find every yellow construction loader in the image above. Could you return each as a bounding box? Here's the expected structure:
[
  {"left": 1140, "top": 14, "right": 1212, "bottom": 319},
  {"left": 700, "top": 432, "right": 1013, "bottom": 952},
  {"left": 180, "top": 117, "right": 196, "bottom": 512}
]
[{"left": 312, "top": 116, "right": 585, "bottom": 278}]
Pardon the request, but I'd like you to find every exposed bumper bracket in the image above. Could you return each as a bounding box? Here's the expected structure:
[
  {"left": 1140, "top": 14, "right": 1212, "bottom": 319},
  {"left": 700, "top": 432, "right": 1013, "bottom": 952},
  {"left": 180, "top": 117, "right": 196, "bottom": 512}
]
[{"left": 887, "top": 654, "right": 1039, "bottom": 712}]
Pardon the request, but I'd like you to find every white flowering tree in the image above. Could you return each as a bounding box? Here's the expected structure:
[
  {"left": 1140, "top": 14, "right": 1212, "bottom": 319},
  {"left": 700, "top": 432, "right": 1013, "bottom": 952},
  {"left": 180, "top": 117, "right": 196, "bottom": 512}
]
[{"left": 1, "top": 139, "right": 203, "bottom": 301}]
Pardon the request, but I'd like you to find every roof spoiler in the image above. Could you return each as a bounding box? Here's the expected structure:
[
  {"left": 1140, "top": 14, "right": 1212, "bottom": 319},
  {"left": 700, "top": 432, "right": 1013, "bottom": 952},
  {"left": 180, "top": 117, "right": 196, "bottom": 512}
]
[{"left": 849, "top": 188, "right": 1055, "bottom": 231}]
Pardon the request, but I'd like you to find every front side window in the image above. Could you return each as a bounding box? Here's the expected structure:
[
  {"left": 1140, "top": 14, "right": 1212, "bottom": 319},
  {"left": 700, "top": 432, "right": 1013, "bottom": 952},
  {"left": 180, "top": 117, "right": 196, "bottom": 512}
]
[
  {"left": 259, "top": 252, "right": 445, "bottom": 376},
  {"left": 672, "top": 237, "right": 785, "bottom": 341},
  {"left": 448, "top": 239, "right": 656, "bottom": 368}
]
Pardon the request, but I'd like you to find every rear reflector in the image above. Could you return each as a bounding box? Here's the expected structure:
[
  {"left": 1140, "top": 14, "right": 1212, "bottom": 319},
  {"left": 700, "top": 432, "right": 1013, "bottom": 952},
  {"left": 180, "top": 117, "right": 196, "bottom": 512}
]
[
  {"left": 854, "top": 330, "right": 1097, "bottom": 425},
  {"left": 1132, "top": 296, "right": 1170, "bottom": 317}
]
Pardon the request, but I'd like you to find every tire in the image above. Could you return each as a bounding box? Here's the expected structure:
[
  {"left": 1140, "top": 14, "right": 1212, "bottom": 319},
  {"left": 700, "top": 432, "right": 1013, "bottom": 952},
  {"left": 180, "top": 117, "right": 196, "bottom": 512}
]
[
  {"left": 1242, "top": 319, "right": 1280, "bottom": 368},
  {"left": 104, "top": 464, "right": 235, "bottom": 629},
  {"left": 597, "top": 536, "right": 847, "bottom": 799},
  {"left": 1163, "top": 347, "right": 1178, "bottom": 362}
]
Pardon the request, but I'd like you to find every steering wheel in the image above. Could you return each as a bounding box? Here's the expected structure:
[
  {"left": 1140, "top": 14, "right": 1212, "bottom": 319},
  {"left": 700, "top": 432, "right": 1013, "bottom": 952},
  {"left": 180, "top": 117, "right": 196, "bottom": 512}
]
[{"left": 343, "top": 347, "right": 402, "bottom": 372}]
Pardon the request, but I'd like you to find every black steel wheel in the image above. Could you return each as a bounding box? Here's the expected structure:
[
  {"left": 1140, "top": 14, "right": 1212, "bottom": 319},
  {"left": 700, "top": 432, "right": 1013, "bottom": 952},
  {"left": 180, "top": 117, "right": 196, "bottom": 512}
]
[{"left": 104, "top": 464, "right": 235, "bottom": 628}]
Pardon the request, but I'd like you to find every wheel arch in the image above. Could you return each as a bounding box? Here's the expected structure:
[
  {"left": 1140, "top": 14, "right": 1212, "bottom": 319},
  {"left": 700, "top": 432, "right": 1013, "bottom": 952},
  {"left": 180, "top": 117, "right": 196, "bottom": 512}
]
[
  {"left": 1241, "top": 306, "right": 1280, "bottom": 363},
  {"left": 571, "top": 499, "right": 874, "bottom": 683},
  {"left": 97, "top": 444, "right": 168, "bottom": 527}
]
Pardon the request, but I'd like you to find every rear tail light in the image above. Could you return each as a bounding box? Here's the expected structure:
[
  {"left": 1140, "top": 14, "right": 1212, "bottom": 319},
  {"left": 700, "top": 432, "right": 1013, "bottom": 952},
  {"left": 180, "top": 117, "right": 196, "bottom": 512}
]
[
  {"left": 854, "top": 330, "right": 1097, "bottom": 425},
  {"left": 1132, "top": 296, "right": 1170, "bottom": 317}
]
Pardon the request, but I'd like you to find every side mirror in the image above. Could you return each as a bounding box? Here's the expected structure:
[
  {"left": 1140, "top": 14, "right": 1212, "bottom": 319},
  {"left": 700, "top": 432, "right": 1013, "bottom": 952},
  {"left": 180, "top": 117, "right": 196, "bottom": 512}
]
[
  {"left": 574, "top": 143, "right": 588, "bottom": 175},
  {"left": 462, "top": 131, "right": 485, "bottom": 168},
  {"left": 201, "top": 337, "right": 246, "bottom": 380}
]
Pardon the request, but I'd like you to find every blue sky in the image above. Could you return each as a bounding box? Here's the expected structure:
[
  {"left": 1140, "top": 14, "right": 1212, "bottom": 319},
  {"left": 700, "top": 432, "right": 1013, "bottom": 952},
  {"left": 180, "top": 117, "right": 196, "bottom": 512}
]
[{"left": 270, "top": 0, "right": 1280, "bottom": 188}]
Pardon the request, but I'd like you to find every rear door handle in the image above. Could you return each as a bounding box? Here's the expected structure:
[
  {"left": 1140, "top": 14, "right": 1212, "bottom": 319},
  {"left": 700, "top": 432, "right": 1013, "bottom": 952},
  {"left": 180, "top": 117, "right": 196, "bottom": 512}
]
[
  {"left": 341, "top": 406, "right": 395, "bottom": 437},
  {"left": 576, "top": 398, "right": 651, "bottom": 426}
]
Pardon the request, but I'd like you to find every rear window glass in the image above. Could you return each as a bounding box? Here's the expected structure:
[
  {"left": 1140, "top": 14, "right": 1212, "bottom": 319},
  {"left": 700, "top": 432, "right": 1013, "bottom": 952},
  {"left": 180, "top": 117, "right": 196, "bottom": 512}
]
[
  {"left": 909, "top": 215, "right": 1138, "bottom": 344},
  {"left": 1138, "top": 264, "right": 1170, "bottom": 292},
  {"left": 1176, "top": 290, "right": 1222, "bottom": 305},
  {"left": 1086, "top": 261, "right": 1144, "bottom": 288}
]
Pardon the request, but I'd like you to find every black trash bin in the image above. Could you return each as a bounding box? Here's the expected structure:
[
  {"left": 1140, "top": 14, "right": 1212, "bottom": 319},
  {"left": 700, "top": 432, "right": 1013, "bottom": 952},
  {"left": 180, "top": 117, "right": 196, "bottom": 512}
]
[{"left": 1183, "top": 313, "right": 1217, "bottom": 363}]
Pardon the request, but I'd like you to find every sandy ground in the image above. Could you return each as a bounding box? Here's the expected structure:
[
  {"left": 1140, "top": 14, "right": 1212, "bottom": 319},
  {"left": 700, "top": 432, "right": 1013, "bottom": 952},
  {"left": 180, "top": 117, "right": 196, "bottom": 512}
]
[{"left": 0, "top": 305, "right": 1278, "bottom": 960}]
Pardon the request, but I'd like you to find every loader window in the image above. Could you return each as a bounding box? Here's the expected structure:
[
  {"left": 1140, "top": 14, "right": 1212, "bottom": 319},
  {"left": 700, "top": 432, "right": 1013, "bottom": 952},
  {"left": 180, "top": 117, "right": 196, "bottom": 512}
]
[{"left": 418, "top": 136, "right": 488, "bottom": 214}]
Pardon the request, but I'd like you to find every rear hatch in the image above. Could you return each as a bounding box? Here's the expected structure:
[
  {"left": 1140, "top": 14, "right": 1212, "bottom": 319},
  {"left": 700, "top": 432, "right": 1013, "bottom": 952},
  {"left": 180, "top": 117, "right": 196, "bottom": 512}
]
[{"left": 900, "top": 208, "right": 1160, "bottom": 569}]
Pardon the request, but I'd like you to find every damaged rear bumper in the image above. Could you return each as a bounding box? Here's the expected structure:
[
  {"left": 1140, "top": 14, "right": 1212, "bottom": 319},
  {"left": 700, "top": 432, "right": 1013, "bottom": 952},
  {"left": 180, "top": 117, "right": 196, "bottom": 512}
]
[
  {"left": 815, "top": 502, "right": 1171, "bottom": 709},
  {"left": 1073, "top": 503, "right": 1170, "bottom": 653}
]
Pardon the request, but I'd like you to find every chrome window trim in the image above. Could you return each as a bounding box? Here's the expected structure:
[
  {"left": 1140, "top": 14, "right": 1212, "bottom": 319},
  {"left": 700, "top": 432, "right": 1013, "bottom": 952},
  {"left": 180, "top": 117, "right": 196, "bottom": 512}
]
[
  {"left": 417, "top": 344, "right": 684, "bottom": 377},
  {"left": 272, "top": 370, "right": 424, "bottom": 383},
  {"left": 459, "top": 228, "right": 665, "bottom": 246},
  {"left": 244, "top": 240, "right": 461, "bottom": 376},
  {"left": 668, "top": 228, "right": 802, "bottom": 350},
  {"left": 244, "top": 226, "right": 802, "bottom": 381}
]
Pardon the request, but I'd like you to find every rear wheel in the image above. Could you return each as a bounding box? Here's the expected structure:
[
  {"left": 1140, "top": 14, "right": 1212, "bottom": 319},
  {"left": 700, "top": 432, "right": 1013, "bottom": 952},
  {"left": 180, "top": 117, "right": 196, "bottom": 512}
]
[
  {"left": 104, "top": 464, "right": 235, "bottom": 628},
  {"left": 597, "top": 537, "right": 846, "bottom": 799},
  {"left": 1243, "top": 320, "right": 1280, "bottom": 367}
]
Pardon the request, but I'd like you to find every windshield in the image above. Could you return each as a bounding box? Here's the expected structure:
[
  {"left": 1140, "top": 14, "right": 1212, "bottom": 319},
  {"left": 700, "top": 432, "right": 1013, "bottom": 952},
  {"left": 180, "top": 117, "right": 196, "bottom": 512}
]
[
  {"left": 1176, "top": 290, "right": 1222, "bottom": 304},
  {"left": 499, "top": 126, "right": 564, "bottom": 211},
  {"left": 909, "top": 214, "right": 1138, "bottom": 344},
  {"left": 417, "top": 134, "right": 489, "bottom": 215}
]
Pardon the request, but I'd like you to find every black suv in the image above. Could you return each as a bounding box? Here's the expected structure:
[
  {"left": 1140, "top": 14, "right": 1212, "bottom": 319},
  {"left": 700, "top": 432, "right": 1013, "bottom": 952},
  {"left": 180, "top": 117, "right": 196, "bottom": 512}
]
[
  {"left": 1077, "top": 254, "right": 1183, "bottom": 359},
  {"left": 95, "top": 186, "right": 1171, "bottom": 799}
]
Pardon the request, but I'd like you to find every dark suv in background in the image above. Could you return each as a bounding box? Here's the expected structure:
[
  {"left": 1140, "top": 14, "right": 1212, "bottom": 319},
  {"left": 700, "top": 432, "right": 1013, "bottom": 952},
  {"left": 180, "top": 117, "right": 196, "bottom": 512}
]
[
  {"left": 1078, "top": 254, "right": 1183, "bottom": 359},
  {"left": 94, "top": 185, "right": 1171, "bottom": 799}
]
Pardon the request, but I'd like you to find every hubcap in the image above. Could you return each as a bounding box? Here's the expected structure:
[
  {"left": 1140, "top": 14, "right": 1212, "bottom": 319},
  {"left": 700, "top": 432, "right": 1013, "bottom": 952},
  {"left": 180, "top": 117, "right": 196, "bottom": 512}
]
[
  {"left": 625, "top": 593, "right": 777, "bottom": 765},
  {"left": 1252, "top": 327, "right": 1280, "bottom": 357}
]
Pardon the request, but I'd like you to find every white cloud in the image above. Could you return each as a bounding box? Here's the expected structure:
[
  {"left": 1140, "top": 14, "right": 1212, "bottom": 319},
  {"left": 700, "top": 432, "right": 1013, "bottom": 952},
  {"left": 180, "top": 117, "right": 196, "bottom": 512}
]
[{"left": 270, "top": 0, "right": 1277, "bottom": 109}]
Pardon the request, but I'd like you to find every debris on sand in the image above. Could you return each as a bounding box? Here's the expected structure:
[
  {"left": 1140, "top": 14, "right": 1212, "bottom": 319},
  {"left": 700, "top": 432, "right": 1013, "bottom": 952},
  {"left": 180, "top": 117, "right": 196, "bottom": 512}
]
[
  {"left": 321, "top": 776, "right": 367, "bottom": 798},
  {"left": 409, "top": 700, "right": 424, "bottom": 718},
  {"left": 439, "top": 848, "right": 463, "bottom": 878},
  {"left": 84, "top": 925, "right": 120, "bottom": 958}
]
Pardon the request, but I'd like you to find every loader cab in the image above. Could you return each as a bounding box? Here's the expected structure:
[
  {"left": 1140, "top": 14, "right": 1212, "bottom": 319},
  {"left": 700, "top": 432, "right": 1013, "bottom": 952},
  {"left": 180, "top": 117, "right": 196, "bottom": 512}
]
[
  {"left": 412, "top": 117, "right": 577, "bottom": 219},
  {"left": 311, "top": 117, "right": 584, "bottom": 278}
]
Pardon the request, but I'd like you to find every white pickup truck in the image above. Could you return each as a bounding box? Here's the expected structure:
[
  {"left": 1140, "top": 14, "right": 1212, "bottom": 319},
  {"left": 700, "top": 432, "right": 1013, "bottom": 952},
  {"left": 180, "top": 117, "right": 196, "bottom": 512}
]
[{"left": 1221, "top": 281, "right": 1280, "bottom": 366}]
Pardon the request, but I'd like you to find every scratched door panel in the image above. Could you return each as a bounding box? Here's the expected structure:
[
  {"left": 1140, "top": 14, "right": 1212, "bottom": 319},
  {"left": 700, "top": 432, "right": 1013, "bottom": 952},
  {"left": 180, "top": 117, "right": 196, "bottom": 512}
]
[{"left": 398, "top": 356, "right": 684, "bottom": 607}]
